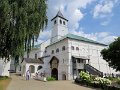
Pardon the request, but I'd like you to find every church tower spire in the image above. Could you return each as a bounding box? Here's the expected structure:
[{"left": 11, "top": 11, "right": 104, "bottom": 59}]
[{"left": 51, "top": 11, "right": 68, "bottom": 43}]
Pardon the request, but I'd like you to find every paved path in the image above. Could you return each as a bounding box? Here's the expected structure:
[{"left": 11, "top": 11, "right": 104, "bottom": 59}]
[{"left": 7, "top": 74, "right": 96, "bottom": 90}]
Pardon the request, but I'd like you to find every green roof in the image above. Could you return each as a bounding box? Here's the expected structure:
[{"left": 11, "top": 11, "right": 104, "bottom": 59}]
[
  {"left": 66, "top": 33, "right": 107, "bottom": 46},
  {"left": 34, "top": 44, "right": 41, "bottom": 48},
  {"left": 48, "top": 33, "right": 107, "bottom": 46},
  {"left": 34, "top": 33, "right": 107, "bottom": 48}
]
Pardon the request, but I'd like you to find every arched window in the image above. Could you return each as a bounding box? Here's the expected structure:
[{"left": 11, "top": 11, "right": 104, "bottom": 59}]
[
  {"left": 35, "top": 53, "right": 37, "bottom": 59},
  {"left": 29, "top": 65, "right": 35, "bottom": 73},
  {"left": 62, "top": 46, "right": 65, "bottom": 51},
  {"left": 76, "top": 47, "right": 79, "bottom": 51},
  {"left": 60, "top": 20, "right": 62, "bottom": 24},
  {"left": 54, "top": 20, "right": 56, "bottom": 24},
  {"left": 63, "top": 21, "right": 65, "bottom": 25},
  {"left": 51, "top": 50, "right": 54, "bottom": 54},
  {"left": 56, "top": 48, "right": 59, "bottom": 53},
  {"left": 37, "top": 66, "right": 42, "bottom": 70},
  {"left": 71, "top": 46, "right": 74, "bottom": 50}
]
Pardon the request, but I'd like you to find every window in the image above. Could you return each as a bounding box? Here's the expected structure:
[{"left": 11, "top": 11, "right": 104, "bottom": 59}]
[
  {"left": 54, "top": 20, "right": 56, "bottom": 24},
  {"left": 51, "top": 50, "right": 54, "bottom": 54},
  {"left": 71, "top": 46, "right": 74, "bottom": 50},
  {"left": 63, "top": 21, "right": 65, "bottom": 25},
  {"left": 62, "top": 46, "right": 65, "bottom": 51},
  {"left": 76, "top": 47, "right": 79, "bottom": 51},
  {"left": 56, "top": 48, "right": 59, "bottom": 53},
  {"left": 77, "top": 59, "right": 83, "bottom": 63},
  {"left": 60, "top": 20, "right": 62, "bottom": 24},
  {"left": 37, "top": 66, "right": 42, "bottom": 70},
  {"left": 29, "top": 65, "right": 35, "bottom": 73},
  {"left": 35, "top": 53, "right": 37, "bottom": 59}
]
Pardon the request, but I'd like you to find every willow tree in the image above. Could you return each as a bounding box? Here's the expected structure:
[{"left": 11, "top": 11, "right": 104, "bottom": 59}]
[{"left": 0, "top": 0, "right": 48, "bottom": 60}]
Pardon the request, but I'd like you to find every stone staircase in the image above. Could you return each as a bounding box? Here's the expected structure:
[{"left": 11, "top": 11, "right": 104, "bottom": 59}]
[{"left": 85, "top": 64, "right": 103, "bottom": 77}]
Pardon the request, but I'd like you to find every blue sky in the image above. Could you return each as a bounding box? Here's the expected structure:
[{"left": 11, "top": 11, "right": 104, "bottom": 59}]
[{"left": 36, "top": 0, "right": 120, "bottom": 45}]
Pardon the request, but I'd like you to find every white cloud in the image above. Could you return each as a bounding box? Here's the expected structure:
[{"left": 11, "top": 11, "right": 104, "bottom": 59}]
[
  {"left": 71, "top": 28, "right": 97, "bottom": 41},
  {"left": 48, "top": 0, "right": 95, "bottom": 31},
  {"left": 93, "top": 0, "right": 118, "bottom": 25},
  {"left": 100, "top": 35, "right": 117, "bottom": 44},
  {"left": 36, "top": 0, "right": 95, "bottom": 44},
  {"left": 35, "top": 39, "right": 43, "bottom": 45},
  {"left": 38, "top": 30, "right": 51, "bottom": 40},
  {"left": 71, "top": 29, "right": 117, "bottom": 44},
  {"left": 97, "top": 32, "right": 109, "bottom": 38},
  {"left": 36, "top": 0, "right": 118, "bottom": 45},
  {"left": 93, "top": 1, "right": 113, "bottom": 18}
]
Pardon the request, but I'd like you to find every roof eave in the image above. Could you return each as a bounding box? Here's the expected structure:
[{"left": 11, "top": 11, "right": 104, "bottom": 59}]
[
  {"left": 67, "top": 37, "right": 107, "bottom": 46},
  {"left": 51, "top": 16, "right": 68, "bottom": 21}
]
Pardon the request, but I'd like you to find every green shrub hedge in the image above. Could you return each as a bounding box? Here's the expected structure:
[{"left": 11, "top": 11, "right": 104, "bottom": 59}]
[
  {"left": 0, "top": 76, "right": 9, "bottom": 80},
  {"left": 46, "top": 77, "right": 56, "bottom": 81},
  {"left": 75, "top": 78, "right": 120, "bottom": 90},
  {"left": 75, "top": 71, "right": 120, "bottom": 90}
]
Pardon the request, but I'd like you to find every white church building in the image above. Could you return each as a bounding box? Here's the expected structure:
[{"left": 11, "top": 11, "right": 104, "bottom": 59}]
[
  {"left": 19, "top": 11, "right": 119, "bottom": 80},
  {"left": 1, "top": 11, "right": 119, "bottom": 79}
]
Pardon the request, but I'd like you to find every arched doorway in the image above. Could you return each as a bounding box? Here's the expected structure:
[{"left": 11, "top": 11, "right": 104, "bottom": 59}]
[
  {"left": 29, "top": 65, "right": 35, "bottom": 73},
  {"left": 50, "top": 56, "right": 59, "bottom": 80},
  {"left": 51, "top": 68, "right": 58, "bottom": 80},
  {"left": 62, "top": 74, "right": 66, "bottom": 80}
]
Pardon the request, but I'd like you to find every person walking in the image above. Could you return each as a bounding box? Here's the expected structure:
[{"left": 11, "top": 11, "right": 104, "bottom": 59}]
[{"left": 26, "top": 70, "right": 30, "bottom": 80}]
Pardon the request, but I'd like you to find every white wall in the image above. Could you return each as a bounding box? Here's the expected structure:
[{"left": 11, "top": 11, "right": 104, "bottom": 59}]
[
  {"left": 68, "top": 39, "right": 119, "bottom": 76},
  {"left": 0, "top": 58, "right": 11, "bottom": 76},
  {"left": 24, "top": 39, "right": 50, "bottom": 59},
  {"left": 22, "top": 36, "right": 120, "bottom": 80},
  {"left": 51, "top": 17, "right": 68, "bottom": 43},
  {"left": 43, "top": 38, "right": 69, "bottom": 80}
]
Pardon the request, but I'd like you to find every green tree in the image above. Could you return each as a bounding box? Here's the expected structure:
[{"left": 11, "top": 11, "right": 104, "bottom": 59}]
[
  {"left": 0, "top": 0, "right": 48, "bottom": 60},
  {"left": 101, "top": 37, "right": 120, "bottom": 71}
]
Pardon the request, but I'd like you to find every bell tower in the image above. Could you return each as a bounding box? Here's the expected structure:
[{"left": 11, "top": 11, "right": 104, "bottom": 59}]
[{"left": 51, "top": 11, "right": 68, "bottom": 43}]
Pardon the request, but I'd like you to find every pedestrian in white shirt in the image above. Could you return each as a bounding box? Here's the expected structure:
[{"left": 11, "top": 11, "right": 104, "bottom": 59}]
[{"left": 26, "top": 70, "right": 30, "bottom": 80}]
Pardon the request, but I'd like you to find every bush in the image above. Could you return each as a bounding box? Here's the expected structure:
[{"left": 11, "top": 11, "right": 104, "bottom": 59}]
[
  {"left": 0, "top": 76, "right": 9, "bottom": 80},
  {"left": 105, "top": 76, "right": 119, "bottom": 81},
  {"left": 75, "top": 73, "right": 120, "bottom": 90},
  {"left": 46, "top": 77, "right": 56, "bottom": 81},
  {"left": 80, "top": 71, "right": 91, "bottom": 83},
  {"left": 117, "top": 78, "right": 120, "bottom": 85},
  {"left": 94, "top": 77, "right": 111, "bottom": 85}
]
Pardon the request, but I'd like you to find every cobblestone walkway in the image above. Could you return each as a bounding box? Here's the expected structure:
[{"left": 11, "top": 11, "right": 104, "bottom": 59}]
[{"left": 7, "top": 74, "right": 96, "bottom": 90}]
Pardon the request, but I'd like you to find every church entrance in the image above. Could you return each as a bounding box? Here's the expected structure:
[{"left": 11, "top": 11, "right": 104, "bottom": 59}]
[
  {"left": 62, "top": 74, "right": 66, "bottom": 80},
  {"left": 51, "top": 68, "right": 58, "bottom": 80},
  {"left": 50, "top": 56, "right": 59, "bottom": 80}
]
